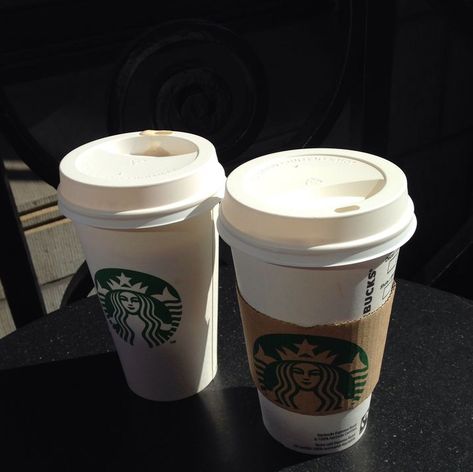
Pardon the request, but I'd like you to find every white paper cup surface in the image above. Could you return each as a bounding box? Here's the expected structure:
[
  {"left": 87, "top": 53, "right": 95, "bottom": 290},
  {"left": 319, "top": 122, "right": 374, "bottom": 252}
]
[
  {"left": 234, "top": 249, "right": 399, "bottom": 325},
  {"left": 259, "top": 392, "right": 371, "bottom": 454},
  {"left": 74, "top": 210, "right": 219, "bottom": 401}
]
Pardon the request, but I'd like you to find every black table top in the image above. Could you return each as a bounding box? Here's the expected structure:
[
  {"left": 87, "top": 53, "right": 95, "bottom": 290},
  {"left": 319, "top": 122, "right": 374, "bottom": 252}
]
[{"left": 1, "top": 261, "right": 472, "bottom": 471}]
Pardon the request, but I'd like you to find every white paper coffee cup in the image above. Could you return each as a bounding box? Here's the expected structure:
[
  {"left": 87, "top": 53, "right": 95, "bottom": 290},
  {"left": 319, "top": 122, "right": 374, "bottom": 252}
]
[
  {"left": 58, "top": 130, "right": 225, "bottom": 401},
  {"left": 217, "top": 148, "right": 416, "bottom": 454}
]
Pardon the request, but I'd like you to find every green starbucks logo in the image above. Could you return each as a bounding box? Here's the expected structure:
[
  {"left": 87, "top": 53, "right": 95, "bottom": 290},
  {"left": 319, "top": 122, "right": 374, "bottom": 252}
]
[
  {"left": 253, "top": 334, "right": 368, "bottom": 414},
  {"left": 95, "top": 268, "right": 182, "bottom": 348}
]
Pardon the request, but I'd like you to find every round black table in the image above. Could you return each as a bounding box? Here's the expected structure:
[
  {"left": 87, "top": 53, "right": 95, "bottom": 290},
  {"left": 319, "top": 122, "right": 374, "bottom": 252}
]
[{"left": 0, "top": 261, "right": 472, "bottom": 471}]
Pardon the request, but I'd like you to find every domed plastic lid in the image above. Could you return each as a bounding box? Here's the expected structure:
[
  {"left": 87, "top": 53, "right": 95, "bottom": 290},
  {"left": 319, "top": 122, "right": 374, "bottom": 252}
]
[
  {"left": 217, "top": 148, "right": 416, "bottom": 266},
  {"left": 58, "top": 130, "right": 226, "bottom": 229}
]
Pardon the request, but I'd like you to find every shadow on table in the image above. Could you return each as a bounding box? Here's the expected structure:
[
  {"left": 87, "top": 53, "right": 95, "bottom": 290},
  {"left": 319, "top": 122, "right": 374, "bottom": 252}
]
[{"left": 0, "top": 352, "right": 313, "bottom": 471}]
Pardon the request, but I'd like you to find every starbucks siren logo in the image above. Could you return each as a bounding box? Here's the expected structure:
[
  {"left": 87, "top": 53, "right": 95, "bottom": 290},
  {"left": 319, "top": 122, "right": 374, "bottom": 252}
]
[
  {"left": 95, "top": 268, "right": 182, "bottom": 348},
  {"left": 253, "top": 334, "right": 369, "bottom": 414}
]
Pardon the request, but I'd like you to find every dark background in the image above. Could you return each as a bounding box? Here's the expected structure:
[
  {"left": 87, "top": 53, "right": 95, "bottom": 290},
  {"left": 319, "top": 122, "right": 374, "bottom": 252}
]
[{"left": 1, "top": 0, "right": 473, "bottom": 304}]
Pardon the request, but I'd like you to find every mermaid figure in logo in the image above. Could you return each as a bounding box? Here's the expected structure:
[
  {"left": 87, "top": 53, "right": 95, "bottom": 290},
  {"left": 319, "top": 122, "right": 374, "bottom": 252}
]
[
  {"left": 256, "top": 339, "right": 356, "bottom": 413},
  {"left": 109, "top": 290, "right": 173, "bottom": 347},
  {"left": 267, "top": 360, "right": 350, "bottom": 412},
  {"left": 97, "top": 272, "right": 179, "bottom": 348}
]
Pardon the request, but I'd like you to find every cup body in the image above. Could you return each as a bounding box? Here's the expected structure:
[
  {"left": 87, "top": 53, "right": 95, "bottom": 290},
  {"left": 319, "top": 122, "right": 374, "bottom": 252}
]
[
  {"left": 58, "top": 130, "right": 225, "bottom": 401},
  {"left": 233, "top": 247, "right": 398, "bottom": 453},
  {"left": 74, "top": 209, "right": 219, "bottom": 401}
]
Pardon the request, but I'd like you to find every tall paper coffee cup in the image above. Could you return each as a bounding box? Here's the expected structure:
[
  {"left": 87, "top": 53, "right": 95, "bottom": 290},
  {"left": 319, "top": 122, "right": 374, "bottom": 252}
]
[
  {"left": 217, "top": 148, "right": 416, "bottom": 454},
  {"left": 58, "top": 130, "right": 225, "bottom": 401}
]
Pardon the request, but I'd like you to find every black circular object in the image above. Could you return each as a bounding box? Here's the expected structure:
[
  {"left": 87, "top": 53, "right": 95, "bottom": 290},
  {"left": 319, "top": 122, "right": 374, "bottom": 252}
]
[{"left": 108, "top": 19, "right": 268, "bottom": 164}]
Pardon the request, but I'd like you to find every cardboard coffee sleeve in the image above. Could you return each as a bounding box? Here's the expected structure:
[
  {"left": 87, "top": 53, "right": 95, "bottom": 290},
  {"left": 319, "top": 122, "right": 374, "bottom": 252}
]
[{"left": 238, "top": 285, "right": 395, "bottom": 416}]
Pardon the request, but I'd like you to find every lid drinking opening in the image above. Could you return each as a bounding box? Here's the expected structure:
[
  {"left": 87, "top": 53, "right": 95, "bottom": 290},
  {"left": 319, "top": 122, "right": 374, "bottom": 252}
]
[
  {"left": 103, "top": 130, "right": 199, "bottom": 162},
  {"left": 334, "top": 205, "right": 361, "bottom": 213}
]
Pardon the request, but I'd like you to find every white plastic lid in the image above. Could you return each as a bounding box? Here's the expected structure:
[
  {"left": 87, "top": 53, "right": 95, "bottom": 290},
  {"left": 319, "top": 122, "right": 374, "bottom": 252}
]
[
  {"left": 217, "top": 148, "right": 416, "bottom": 266},
  {"left": 58, "top": 130, "right": 226, "bottom": 229}
]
